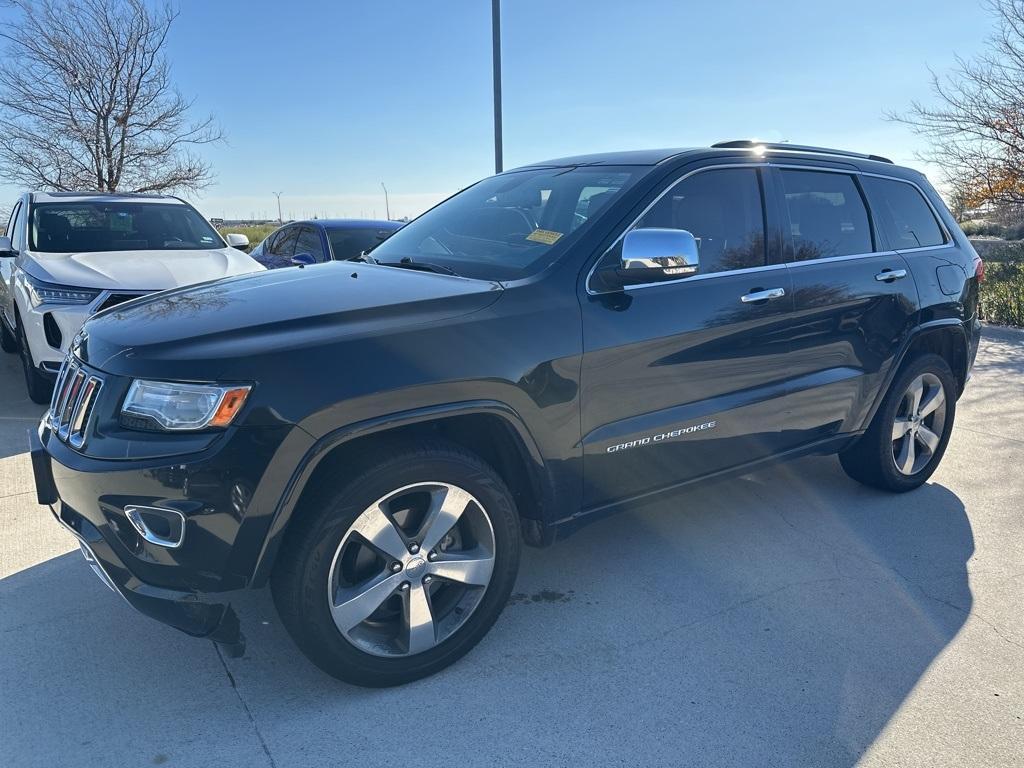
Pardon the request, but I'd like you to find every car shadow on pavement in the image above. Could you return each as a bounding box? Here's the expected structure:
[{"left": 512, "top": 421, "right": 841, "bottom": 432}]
[{"left": 0, "top": 456, "right": 973, "bottom": 768}]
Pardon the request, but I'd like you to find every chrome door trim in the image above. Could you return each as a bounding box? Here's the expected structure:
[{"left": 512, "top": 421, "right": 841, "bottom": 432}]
[
  {"left": 785, "top": 249, "right": 900, "bottom": 268},
  {"left": 618, "top": 262, "right": 787, "bottom": 293}
]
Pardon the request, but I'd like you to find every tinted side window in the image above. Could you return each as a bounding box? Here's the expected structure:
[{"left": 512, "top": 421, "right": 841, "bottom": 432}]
[
  {"left": 294, "top": 226, "right": 327, "bottom": 262},
  {"left": 634, "top": 168, "right": 767, "bottom": 274},
  {"left": 861, "top": 177, "right": 946, "bottom": 249},
  {"left": 267, "top": 227, "right": 298, "bottom": 257},
  {"left": 780, "top": 170, "right": 872, "bottom": 260}
]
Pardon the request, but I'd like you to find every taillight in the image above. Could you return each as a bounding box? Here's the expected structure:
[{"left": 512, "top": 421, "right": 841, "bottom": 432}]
[{"left": 974, "top": 257, "right": 985, "bottom": 282}]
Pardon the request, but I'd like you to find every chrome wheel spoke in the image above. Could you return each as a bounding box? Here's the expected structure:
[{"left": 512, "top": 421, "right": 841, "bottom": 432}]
[
  {"left": 918, "top": 387, "right": 945, "bottom": 418},
  {"left": 331, "top": 571, "right": 403, "bottom": 631},
  {"left": 419, "top": 485, "right": 472, "bottom": 553},
  {"left": 896, "top": 435, "right": 916, "bottom": 474},
  {"left": 892, "top": 418, "right": 913, "bottom": 441},
  {"left": 430, "top": 549, "right": 495, "bottom": 586},
  {"left": 917, "top": 425, "right": 940, "bottom": 454},
  {"left": 405, "top": 583, "right": 436, "bottom": 654},
  {"left": 906, "top": 377, "right": 924, "bottom": 416},
  {"left": 350, "top": 503, "right": 408, "bottom": 561}
]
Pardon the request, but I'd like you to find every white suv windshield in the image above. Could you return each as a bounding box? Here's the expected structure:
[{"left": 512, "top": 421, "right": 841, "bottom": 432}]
[
  {"left": 29, "top": 201, "right": 223, "bottom": 253},
  {"left": 368, "top": 166, "right": 642, "bottom": 280}
]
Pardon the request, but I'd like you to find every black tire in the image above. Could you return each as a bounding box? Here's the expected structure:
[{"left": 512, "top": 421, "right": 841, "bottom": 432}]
[
  {"left": 840, "top": 353, "right": 956, "bottom": 492},
  {"left": 0, "top": 315, "right": 17, "bottom": 353},
  {"left": 15, "top": 310, "right": 53, "bottom": 404},
  {"left": 271, "top": 440, "right": 521, "bottom": 687}
]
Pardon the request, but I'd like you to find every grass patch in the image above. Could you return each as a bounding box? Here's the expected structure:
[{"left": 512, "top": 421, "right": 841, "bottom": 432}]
[{"left": 981, "top": 259, "right": 1024, "bottom": 327}]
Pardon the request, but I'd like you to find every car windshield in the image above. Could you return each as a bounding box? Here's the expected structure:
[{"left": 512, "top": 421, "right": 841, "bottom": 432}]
[
  {"left": 368, "top": 166, "right": 642, "bottom": 280},
  {"left": 327, "top": 226, "right": 398, "bottom": 260},
  {"left": 29, "top": 201, "right": 224, "bottom": 253}
]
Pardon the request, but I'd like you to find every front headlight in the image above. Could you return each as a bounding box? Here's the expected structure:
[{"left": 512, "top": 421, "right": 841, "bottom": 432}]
[
  {"left": 121, "top": 380, "right": 252, "bottom": 431},
  {"left": 25, "top": 274, "right": 101, "bottom": 308}
]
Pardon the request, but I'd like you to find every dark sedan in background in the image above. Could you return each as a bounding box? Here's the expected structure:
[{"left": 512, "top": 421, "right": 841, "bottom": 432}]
[{"left": 249, "top": 218, "right": 402, "bottom": 269}]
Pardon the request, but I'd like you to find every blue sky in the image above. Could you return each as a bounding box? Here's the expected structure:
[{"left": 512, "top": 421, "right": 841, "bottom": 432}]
[{"left": 0, "top": 0, "right": 996, "bottom": 219}]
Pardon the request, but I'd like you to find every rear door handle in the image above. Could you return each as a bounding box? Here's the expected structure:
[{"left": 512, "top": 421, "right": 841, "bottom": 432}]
[
  {"left": 875, "top": 268, "right": 907, "bottom": 282},
  {"left": 740, "top": 287, "right": 786, "bottom": 303}
]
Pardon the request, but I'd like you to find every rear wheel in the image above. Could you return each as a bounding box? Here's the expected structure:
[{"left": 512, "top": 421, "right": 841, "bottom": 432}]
[
  {"left": 15, "top": 310, "right": 53, "bottom": 404},
  {"left": 840, "top": 353, "right": 956, "bottom": 492},
  {"left": 271, "top": 441, "right": 520, "bottom": 687}
]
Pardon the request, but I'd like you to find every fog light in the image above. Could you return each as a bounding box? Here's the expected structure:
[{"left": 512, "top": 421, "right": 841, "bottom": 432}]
[{"left": 124, "top": 505, "right": 186, "bottom": 548}]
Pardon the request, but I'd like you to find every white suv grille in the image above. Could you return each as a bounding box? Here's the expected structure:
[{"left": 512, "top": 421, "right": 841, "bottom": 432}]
[{"left": 49, "top": 358, "right": 103, "bottom": 449}]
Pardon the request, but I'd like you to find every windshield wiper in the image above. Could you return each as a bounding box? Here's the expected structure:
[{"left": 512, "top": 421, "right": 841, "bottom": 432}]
[{"left": 377, "top": 257, "right": 459, "bottom": 276}]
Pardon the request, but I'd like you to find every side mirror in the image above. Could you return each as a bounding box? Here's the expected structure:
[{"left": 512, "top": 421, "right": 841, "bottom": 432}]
[
  {"left": 620, "top": 228, "right": 699, "bottom": 278},
  {"left": 225, "top": 233, "right": 250, "bottom": 251},
  {"left": 0, "top": 235, "right": 13, "bottom": 257},
  {"left": 291, "top": 252, "right": 316, "bottom": 267}
]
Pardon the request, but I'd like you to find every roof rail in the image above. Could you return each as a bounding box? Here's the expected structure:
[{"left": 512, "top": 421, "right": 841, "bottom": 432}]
[
  {"left": 40, "top": 191, "right": 173, "bottom": 198},
  {"left": 711, "top": 140, "right": 893, "bottom": 164}
]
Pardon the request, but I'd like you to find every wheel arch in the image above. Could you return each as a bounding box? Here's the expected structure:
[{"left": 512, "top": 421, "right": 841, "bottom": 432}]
[
  {"left": 250, "top": 400, "right": 553, "bottom": 587},
  {"left": 899, "top": 321, "right": 969, "bottom": 394},
  {"left": 860, "top": 320, "right": 968, "bottom": 432}
]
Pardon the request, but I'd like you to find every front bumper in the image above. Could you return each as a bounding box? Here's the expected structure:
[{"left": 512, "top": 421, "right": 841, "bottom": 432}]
[
  {"left": 20, "top": 300, "right": 91, "bottom": 370},
  {"left": 30, "top": 424, "right": 251, "bottom": 648}
]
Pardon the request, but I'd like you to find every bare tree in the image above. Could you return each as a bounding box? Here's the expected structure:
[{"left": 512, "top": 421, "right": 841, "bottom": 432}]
[
  {"left": 0, "top": 0, "right": 221, "bottom": 193},
  {"left": 891, "top": 0, "right": 1024, "bottom": 211}
]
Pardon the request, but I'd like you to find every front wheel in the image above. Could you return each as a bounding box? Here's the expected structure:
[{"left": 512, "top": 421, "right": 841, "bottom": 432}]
[
  {"left": 271, "top": 441, "right": 521, "bottom": 687},
  {"left": 840, "top": 353, "right": 956, "bottom": 492},
  {"left": 16, "top": 311, "right": 53, "bottom": 404}
]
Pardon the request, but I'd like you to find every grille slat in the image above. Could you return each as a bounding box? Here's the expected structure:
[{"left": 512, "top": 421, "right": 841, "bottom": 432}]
[
  {"left": 68, "top": 377, "right": 101, "bottom": 448},
  {"left": 48, "top": 357, "right": 104, "bottom": 450},
  {"left": 57, "top": 370, "right": 85, "bottom": 438},
  {"left": 52, "top": 363, "right": 79, "bottom": 429},
  {"left": 49, "top": 362, "right": 70, "bottom": 415}
]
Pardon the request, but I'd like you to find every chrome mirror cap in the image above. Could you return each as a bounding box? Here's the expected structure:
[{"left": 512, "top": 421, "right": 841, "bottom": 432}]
[{"left": 621, "top": 228, "right": 700, "bottom": 275}]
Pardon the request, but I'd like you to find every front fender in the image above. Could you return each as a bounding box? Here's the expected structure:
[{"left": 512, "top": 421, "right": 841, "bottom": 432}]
[{"left": 246, "top": 399, "right": 550, "bottom": 587}]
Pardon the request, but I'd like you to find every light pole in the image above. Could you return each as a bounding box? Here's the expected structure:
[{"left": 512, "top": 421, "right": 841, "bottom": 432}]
[
  {"left": 381, "top": 182, "right": 391, "bottom": 220},
  {"left": 492, "top": 0, "right": 502, "bottom": 173},
  {"left": 272, "top": 191, "right": 283, "bottom": 223}
]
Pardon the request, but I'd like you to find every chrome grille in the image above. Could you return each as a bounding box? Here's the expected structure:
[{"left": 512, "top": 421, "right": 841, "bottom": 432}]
[{"left": 48, "top": 358, "right": 103, "bottom": 449}]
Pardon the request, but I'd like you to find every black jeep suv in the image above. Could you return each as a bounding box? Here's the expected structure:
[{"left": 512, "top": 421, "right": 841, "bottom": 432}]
[{"left": 32, "top": 142, "right": 982, "bottom": 686}]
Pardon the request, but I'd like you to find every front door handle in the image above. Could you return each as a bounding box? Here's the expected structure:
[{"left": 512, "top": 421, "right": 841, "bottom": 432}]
[
  {"left": 740, "top": 287, "right": 786, "bottom": 303},
  {"left": 875, "top": 268, "right": 908, "bottom": 282}
]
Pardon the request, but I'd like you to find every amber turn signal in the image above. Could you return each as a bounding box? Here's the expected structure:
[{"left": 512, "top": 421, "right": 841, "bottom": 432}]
[{"left": 210, "top": 387, "right": 252, "bottom": 428}]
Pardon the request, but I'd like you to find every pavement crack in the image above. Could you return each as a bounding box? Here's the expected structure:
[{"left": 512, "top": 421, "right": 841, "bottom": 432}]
[
  {"left": 214, "top": 643, "right": 278, "bottom": 768},
  {"left": 954, "top": 424, "right": 1024, "bottom": 445}
]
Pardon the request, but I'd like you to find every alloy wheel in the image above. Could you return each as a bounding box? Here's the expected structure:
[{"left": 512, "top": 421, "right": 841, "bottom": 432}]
[
  {"left": 327, "top": 481, "right": 496, "bottom": 657},
  {"left": 891, "top": 372, "right": 947, "bottom": 476}
]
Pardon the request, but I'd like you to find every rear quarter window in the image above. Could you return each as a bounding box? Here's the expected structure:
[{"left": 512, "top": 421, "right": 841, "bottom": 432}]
[{"left": 861, "top": 177, "right": 946, "bottom": 250}]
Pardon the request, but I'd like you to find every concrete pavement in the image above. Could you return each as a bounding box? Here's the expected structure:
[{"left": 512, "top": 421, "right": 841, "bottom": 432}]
[{"left": 1, "top": 328, "right": 1022, "bottom": 767}]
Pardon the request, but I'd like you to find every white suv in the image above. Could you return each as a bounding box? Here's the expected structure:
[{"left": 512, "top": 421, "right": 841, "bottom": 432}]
[{"left": 0, "top": 192, "right": 263, "bottom": 402}]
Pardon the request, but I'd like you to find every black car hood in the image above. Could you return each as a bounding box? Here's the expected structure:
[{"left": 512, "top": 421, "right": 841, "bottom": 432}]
[{"left": 77, "top": 261, "right": 503, "bottom": 377}]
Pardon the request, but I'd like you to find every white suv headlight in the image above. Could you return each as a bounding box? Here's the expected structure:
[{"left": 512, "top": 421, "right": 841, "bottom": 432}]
[
  {"left": 25, "top": 274, "right": 100, "bottom": 307},
  {"left": 121, "top": 380, "right": 252, "bottom": 431}
]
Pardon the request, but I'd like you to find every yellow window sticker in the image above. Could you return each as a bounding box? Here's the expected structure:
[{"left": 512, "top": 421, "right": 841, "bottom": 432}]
[{"left": 526, "top": 228, "right": 563, "bottom": 245}]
